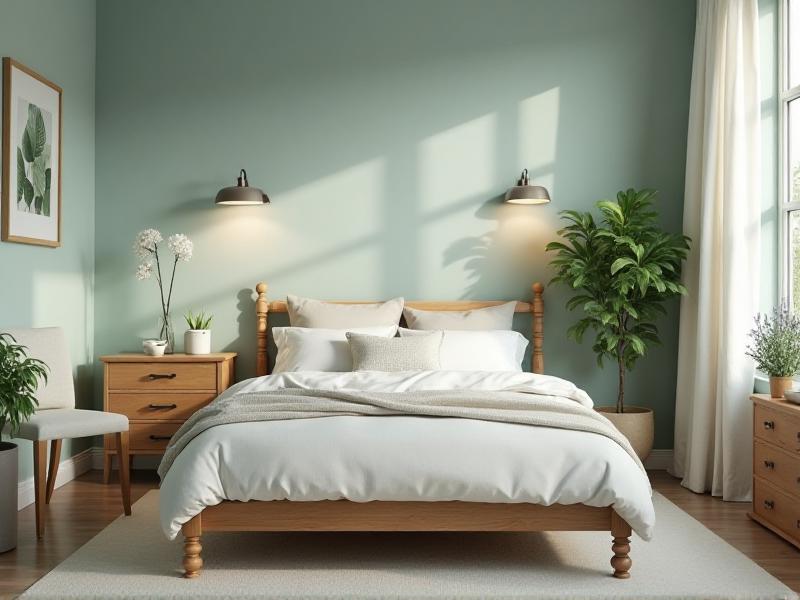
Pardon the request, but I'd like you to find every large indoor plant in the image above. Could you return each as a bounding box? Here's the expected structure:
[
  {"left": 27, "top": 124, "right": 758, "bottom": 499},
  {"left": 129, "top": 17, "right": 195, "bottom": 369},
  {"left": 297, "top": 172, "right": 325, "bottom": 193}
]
[
  {"left": 0, "top": 332, "right": 47, "bottom": 552},
  {"left": 546, "top": 188, "right": 691, "bottom": 460},
  {"left": 746, "top": 306, "right": 800, "bottom": 398}
]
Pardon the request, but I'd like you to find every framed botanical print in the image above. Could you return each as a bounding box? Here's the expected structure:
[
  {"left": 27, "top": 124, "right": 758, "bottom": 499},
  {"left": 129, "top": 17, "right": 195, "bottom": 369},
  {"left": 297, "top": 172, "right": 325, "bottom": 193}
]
[{"left": 1, "top": 58, "right": 62, "bottom": 247}]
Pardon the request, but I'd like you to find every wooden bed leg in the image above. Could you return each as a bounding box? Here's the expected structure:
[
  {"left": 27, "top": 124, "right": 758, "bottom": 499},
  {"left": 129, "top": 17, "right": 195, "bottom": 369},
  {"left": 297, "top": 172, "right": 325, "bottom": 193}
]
[
  {"left": 610, "top": 511, "right": 632, "bottom": 579},
  {"left": 182, "top": 514, "right": 202, "bottom": 578}
]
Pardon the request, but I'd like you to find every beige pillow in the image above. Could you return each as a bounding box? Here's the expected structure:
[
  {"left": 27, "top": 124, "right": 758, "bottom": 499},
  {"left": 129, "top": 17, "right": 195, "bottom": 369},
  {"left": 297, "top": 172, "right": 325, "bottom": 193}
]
[
  {"left": 346, "top": 331, "right": 442, "bottom": 372},
  {"left": 403, "top": 301, "right": 516, "bottom": 330},
  {"left": 287, "top": 295, "right": 404, "bottom": 328}
]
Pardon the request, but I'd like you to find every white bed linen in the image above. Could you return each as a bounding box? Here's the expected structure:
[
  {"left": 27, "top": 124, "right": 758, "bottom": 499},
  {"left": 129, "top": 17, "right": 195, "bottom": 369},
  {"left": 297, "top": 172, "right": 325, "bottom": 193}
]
[{"left": 159, "top": 371, "right": 655, "bottom": 540}]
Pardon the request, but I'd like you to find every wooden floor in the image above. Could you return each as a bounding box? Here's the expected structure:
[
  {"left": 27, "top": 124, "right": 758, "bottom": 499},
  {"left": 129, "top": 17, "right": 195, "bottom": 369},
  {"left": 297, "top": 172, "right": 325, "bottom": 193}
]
[{"left": 0, "top": 470, "right": 798, "bottom": 598}]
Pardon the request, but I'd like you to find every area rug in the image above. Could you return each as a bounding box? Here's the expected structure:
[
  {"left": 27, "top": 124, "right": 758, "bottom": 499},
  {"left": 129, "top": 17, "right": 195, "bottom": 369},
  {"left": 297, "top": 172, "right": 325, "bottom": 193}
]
[{"left": 20, "top": 491, "right": 796, "bottom": 599}]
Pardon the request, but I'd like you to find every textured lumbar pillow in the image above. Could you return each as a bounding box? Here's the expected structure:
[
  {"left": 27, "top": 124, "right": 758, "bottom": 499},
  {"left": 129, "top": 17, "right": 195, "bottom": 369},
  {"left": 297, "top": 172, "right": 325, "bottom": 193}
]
[
  {"left": 399, "top": 328, "right": 528, "bottom": 371},
  {"left": 346, "top": 331, "right": 443, "bottom": 372},
  {"left": 287, "top": 295, "right": 404, "bottom": 328},
  {"left": 402, "top": 301, "right": 516, "bottom": 330}
]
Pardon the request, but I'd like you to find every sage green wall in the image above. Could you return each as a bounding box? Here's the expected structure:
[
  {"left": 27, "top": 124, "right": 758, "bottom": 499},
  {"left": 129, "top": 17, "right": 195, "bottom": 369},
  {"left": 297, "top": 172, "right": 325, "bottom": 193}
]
[
  {"left": 0, "top": 0, "right": 96, "bottom": 482},
  {"left": 95, "top": 0, "right": 695, "bottom": 449}
]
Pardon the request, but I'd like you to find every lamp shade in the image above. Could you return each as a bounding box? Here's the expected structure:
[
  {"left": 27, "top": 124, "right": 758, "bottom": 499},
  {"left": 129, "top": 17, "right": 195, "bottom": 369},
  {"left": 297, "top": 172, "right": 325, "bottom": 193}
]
[
  {"left": 504, "top": 169, "right": 550, "bottom": 205},
  {"left": 215, "top": 169, "right": 270, "bottom": 206}
]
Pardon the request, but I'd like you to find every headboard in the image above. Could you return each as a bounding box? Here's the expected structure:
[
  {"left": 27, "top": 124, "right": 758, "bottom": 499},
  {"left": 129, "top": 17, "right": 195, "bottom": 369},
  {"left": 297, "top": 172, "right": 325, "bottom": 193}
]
[{"left": 254, "top": 282, "right": 544, "bottom": 376}]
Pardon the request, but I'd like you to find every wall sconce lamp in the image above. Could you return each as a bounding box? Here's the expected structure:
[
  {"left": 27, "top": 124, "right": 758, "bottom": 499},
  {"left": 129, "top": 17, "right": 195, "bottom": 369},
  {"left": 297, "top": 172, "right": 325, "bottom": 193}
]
[
  {"left": 215, "top": 169, "right": 270, "bottom": 206},
  {"left": 504, "top": 169, "right": 550, "bottom": 205}
]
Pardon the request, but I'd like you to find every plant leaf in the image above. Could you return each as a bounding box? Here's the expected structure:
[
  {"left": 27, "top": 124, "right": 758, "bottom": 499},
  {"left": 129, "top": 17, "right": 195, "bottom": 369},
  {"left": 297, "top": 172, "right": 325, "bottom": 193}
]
[
  {"left": 32, "top": 153, "right": 47, "bottom": 198},
  {"left": 21, "top": 128, "right": 34, "bottom": 162},
  {"left": 26, "top": 104, "right": 46, "bottom": 158},
  {"left": 16, "top": 147, "right": 25, "bottom": 202},
  {"left": 22, "top": 177, "right": 34, "bottom": 207}
]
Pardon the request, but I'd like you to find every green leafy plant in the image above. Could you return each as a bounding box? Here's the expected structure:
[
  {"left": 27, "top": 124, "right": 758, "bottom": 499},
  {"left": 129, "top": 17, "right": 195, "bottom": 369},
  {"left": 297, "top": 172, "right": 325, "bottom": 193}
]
[
  {"left": 16, "top": 103, "right": 52, "bottom": 216},
  {"left": 0, "top": 333, "right": 48, "bottom": 439},
  {"left": 746, "top": 306, "right": 800, "bottom": 377},
  {"left": 546, "top": 189, "right": 691, "bottom": 413},
  {"left": 184, "top": 310, "right": 213, "bottom": 331}
]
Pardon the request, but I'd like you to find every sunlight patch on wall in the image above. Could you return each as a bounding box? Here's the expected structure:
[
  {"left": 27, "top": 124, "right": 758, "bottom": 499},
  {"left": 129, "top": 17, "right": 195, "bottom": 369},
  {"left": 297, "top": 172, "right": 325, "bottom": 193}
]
[
  {"left": 517, "top": 87, "right": 560, "bottom": 192},
  {"left": 418, "top": 114, "right": 497, "bottom": 214}
]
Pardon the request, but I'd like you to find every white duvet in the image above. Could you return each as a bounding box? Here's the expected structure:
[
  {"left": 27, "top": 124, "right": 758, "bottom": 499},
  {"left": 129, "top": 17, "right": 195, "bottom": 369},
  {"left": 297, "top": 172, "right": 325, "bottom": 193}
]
[{"left": 159, "top": 370, "right": 655, "bottom": 540}]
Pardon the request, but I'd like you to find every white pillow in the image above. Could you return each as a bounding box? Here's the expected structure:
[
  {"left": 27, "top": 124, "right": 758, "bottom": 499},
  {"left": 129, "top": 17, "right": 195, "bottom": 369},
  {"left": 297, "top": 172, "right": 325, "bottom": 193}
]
[
  {"left": 273, "top": 326, "right": 397, "bottom": 373},
  {"left": 287, "top": 295, "right": 404, "bottom": 328},
  {"left": 399, "top": 328, "right": 527, "bottom": 372},
  {"left": 347, "top": 331, "right": 443, "bottom": 372},
  {"left": 403, "top": 301, "right": 516, "bottom": 330}
]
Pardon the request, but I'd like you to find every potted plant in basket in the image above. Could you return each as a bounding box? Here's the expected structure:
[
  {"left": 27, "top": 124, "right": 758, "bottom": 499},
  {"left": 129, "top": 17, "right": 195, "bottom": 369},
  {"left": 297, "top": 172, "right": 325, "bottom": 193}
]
[
  {"left": 184, "top": 311, "right": 213, "bottom": 355},
  {"left": 546, "top": 188, "right": 691, "bottom": 460},
  {"left": 746, "top": 306, "right": 800, "bottom": 398},
  {"left": 0, "top": 332, "right": 48, "bottom": 552}
]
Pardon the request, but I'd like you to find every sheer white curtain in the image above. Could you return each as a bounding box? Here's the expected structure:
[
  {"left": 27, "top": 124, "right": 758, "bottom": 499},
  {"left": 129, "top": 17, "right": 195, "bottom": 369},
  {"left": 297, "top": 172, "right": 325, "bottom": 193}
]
[{"left": 671, "top": 0, "right": 761, "bottom": 501}]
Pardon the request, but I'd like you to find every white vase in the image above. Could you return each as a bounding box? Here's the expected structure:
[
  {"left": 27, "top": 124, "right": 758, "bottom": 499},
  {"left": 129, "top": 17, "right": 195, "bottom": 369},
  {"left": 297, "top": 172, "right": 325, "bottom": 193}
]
[{"left": 184, "top": 330, "right": 211, "bottom": 355}]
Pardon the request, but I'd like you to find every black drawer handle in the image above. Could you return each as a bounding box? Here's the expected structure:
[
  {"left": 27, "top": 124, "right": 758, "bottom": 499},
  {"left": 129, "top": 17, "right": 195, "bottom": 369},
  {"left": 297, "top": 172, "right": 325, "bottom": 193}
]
[
  {"left": 149, "top": 434, "right": 172, "bottom": 441},
  {"left": 764, "top": 460, "right": 775, "bottom": 469},
  {"left": 764, "top": 421, "right": 775, "bottom": 430},
  {"left": 148, "top": 373, "right": 177, "bottom": 380},
  {"left": 764, "top": 500, "right": 775, "bottom": 510},
  {"left": 148, "top": 403, "right": 178, "bottom": 410}
]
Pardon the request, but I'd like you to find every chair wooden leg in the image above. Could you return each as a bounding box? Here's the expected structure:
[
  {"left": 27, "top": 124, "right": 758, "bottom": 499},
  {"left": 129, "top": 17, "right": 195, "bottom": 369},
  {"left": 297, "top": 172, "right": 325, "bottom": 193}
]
[
  {"left": 103, "top": 452, "right": 112, "bottom": 484},
  {"left": 33, "top": 441, "right": 47, "bottom": 539},
  {"left": 182, "top": 514, "right": 203, "bottom": 578},
  {"left": 611, "top": 511, "right": 632, "bottom": 579},
  {"left": 116, "top": 431, "right": 131, "bottom": 516},
  {"left": 45, "top": 439, "right": 62, "bottom": 504}
]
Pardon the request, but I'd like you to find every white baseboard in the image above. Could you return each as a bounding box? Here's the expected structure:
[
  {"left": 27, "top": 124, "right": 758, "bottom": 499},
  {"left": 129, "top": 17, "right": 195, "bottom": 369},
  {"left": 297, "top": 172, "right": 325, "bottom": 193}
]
[
  {"left": 644, "top": 449, "right": 673, "bottom": 470},
  {"left": 18, "top": 447, "right": 95, "bottom": 510},
  {"left": 89, "top": 446, "right": 162, "bottom": 470}
]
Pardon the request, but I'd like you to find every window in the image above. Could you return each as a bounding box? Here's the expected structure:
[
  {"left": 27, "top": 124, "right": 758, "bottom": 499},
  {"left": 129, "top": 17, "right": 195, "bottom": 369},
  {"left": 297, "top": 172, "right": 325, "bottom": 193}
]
[{"left": 782, "top": 0, "right": 800, "bottom": 308}]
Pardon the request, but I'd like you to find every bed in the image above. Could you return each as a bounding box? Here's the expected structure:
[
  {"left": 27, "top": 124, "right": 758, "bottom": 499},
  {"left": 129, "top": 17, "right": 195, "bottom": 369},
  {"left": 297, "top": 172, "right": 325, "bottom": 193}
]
[{"left": 158, "top": 282, "right": 654, "bottom": 579}]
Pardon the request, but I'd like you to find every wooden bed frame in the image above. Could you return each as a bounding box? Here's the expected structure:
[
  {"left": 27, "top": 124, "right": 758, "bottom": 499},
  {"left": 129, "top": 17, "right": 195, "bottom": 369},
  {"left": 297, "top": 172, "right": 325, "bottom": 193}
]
[{"left": 178, "top": 281, "right": 633, "bottom": 579}]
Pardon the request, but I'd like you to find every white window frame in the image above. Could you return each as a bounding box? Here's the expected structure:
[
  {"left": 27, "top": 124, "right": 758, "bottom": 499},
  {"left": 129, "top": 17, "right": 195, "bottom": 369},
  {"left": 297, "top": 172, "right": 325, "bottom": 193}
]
[{"left": 779, "top": 0, "right": 800, "bottom": 305}]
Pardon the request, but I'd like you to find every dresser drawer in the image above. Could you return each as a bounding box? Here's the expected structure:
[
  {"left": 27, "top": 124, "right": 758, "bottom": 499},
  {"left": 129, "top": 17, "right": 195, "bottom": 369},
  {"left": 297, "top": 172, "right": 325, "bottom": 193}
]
[
  {"left": 754, "top": 404, "right": 800, "bottom": 453},
  {"left": 754, "top": 440, "right": 800, "bottom": 498},
  {"left": 130, "top": 422, "right": 182, "bottom": 450},
  {"left": 107, "top": 362, "right": 217, "bottom": 391},
  {"left": 753, "top": 478, "right": 800, "bottom": 544},
  {"left": 108, "top": 392, "right": 215, "bottom": 421}
]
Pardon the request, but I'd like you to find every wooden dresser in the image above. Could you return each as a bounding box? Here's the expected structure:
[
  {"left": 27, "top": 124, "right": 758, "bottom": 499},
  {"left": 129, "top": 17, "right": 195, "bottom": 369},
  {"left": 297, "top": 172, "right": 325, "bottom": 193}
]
[
  {"left": 749, "top": 394, "right": 800, "bottom": 548},
  {"left": 100, "top": 353, "right": 236, "bottom": 481}
]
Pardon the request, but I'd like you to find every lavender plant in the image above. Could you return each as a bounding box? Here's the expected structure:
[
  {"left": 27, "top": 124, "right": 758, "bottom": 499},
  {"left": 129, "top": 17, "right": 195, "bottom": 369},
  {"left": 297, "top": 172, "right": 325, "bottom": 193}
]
[
  {"left": 134, "top": 229, "right": 193, "bottom": 352},
  {"left": 746, "top": 306, "right": 800, "bottom": 377}
]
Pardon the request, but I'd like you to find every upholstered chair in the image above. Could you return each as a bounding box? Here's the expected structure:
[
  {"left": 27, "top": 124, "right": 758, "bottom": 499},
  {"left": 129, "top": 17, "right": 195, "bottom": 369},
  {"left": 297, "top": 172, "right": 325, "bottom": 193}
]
[{"left": 2, "top": 328, "right": 131, "bottom": 538}]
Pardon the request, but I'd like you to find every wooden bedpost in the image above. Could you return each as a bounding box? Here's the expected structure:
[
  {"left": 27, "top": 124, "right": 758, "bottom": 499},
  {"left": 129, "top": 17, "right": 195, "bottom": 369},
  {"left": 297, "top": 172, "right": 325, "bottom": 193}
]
[
  {"left": 610, "top": 511, "right": 632, "bottom": 579},
  {"left": 256, "top": 282, "right": 269, "bottom": 377},
  {"left": 532, "top": 282, "right": 544, "bottom": 374},
  {"left": 182, "top": 514, "right": 203, "bottom": 578}
]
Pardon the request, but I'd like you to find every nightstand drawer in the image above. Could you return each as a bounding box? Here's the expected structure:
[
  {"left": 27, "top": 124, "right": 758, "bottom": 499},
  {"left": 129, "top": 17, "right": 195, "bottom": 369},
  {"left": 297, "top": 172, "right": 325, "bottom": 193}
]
[
  {"left": 108, "top": 392, "right": 215, "bottom": 421},
  {"left": 754, "top": 440, "right": 800, "bottom": 498},
  {"left": 107, "top": 362, "right": 216, "bottom": 391},
  {"left": 753, "top": 478, "right": 800, "bottom": 544},
  {"left": 130, "top": 422, "right": 182, "bottom": 450},
  {"left": 754, "top": 404, "right": 800, "bottom": 453}
]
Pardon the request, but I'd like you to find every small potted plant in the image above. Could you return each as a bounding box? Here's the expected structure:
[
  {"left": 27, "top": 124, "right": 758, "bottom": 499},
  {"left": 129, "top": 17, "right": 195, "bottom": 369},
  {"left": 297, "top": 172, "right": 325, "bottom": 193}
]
[
  {"left": 546, "top": 188, "right": 691, "bottom": 460},
  {"left": 746, "top": 306, "right": 800, "bottom": 398},
  {"left": 184, "top": 311, "right": 213, "bottom": 355},
  {"left": 0, "top": 332, "right": 47, "bottom": 552}
]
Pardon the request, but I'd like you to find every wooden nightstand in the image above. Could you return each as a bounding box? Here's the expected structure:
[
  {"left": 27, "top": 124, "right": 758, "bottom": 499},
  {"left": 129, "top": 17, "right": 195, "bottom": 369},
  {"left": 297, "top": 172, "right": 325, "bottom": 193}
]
[
  {"left": 748, "top": 394, "right": 800, "bottom": 549},
  {"left": 100, "top": 353, "right": 237, "bottom": 481}
]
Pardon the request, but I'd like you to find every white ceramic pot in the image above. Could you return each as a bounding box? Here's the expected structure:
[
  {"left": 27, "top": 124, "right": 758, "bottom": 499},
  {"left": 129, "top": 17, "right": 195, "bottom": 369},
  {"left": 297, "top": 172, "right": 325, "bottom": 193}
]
[
  {"left": 0, "top": 442, "right": 18, "bottom": 553},
  {"left": 184, "top": 330, "right": 211, "bottom": 355},
  {"left": 596, "top": 406, "right": 654, "bottom": 462}
]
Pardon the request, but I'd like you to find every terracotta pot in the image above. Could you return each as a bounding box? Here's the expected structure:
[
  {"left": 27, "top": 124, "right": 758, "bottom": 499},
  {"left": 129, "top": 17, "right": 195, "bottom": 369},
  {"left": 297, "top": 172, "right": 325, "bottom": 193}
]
[
  {"left": 0, "top": 442, "right": 18, "bottom": 553},
  {"left": 769, "top": 376, "right": 794, "bottom": 399},
  {"left": 596, "top": 406, "right": 654, "bottom": 462}
]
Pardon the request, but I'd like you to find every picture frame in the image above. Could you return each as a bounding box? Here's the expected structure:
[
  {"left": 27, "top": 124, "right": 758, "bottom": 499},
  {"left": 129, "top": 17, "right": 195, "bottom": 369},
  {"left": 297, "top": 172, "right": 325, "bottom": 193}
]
[{"left": 1, "top": 57, "right": 62, "bottom": 247}]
